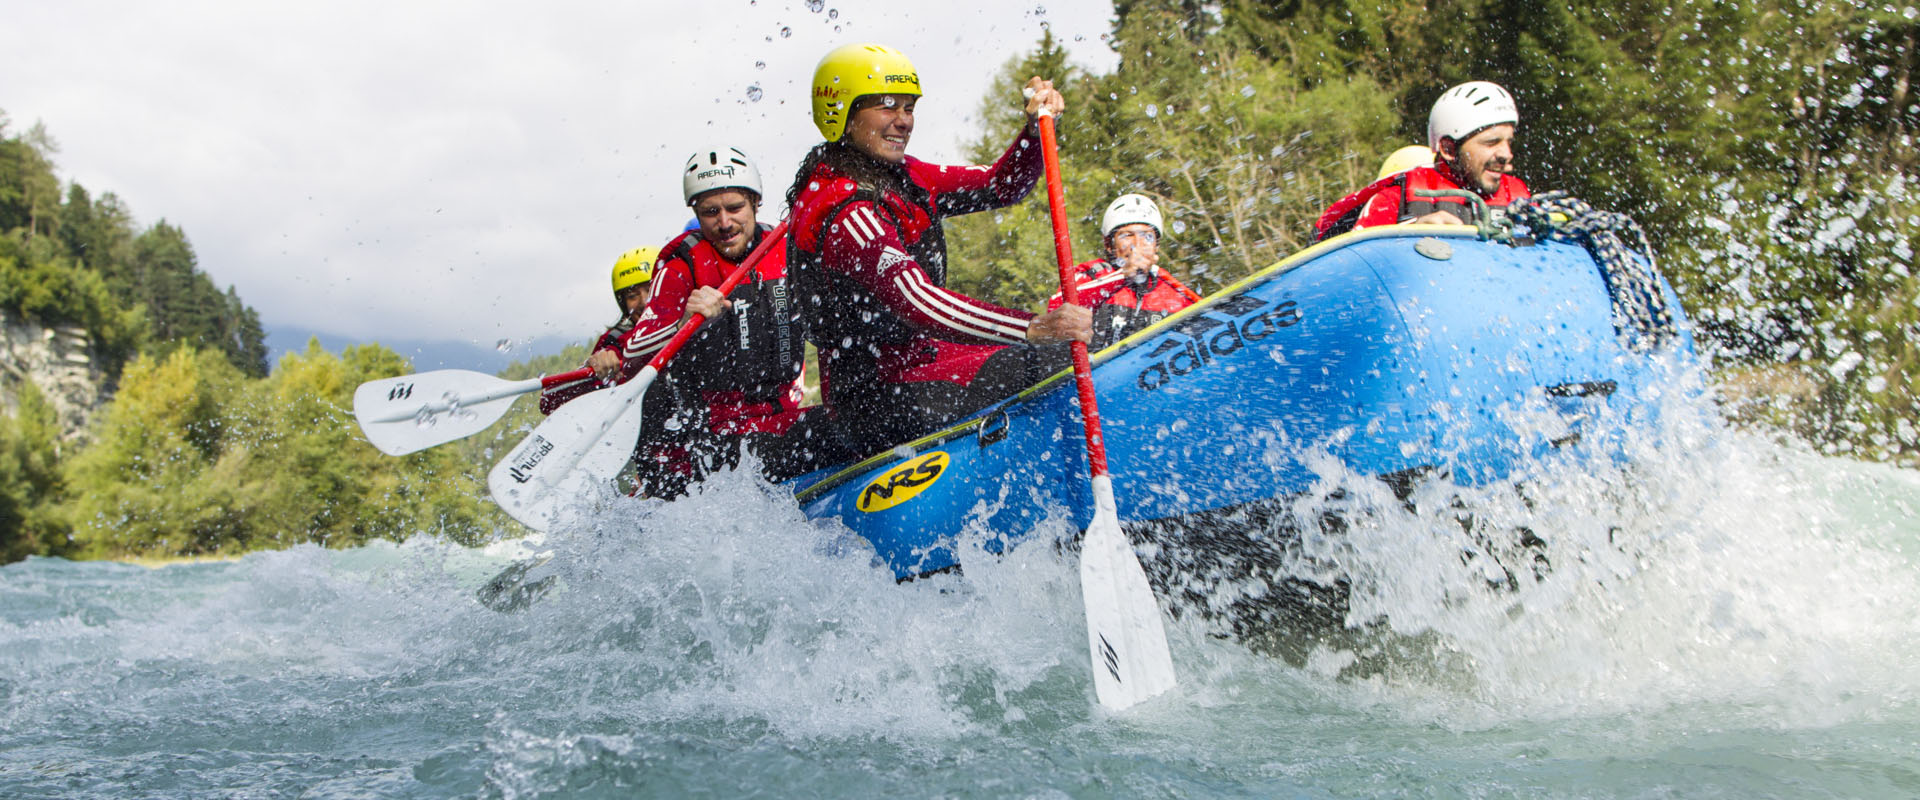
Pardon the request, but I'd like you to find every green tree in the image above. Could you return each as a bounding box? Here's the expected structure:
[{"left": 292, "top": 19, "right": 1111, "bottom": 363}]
[
  {"left": 0, "top": 384, "right": 72, "bottom": 563},
  {"left": 0, "top": 113, "right": 63, "bottom": 241},
  {"left": 63, "top": 347, "right": 244, "bottom": 558},
  {"left": 129, "top": 221, "right": 269, "bottom": 377},
  {"left": 946, "top": 26, "right": 1399, "bottom": 304},
  {"left": 62, "top": 343, "right": 510, "bottom": 560}
]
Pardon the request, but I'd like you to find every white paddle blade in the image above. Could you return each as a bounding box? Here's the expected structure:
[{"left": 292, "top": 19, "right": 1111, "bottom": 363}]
[
  {"left": 353, "top": 370, "right": 534, "bottom": 456},
  {"left": 1081, "top": 475, "right": 1176, "bottom": 710},
  {"left": 486, "top": 368, "right": 657, "bottom": 530}
]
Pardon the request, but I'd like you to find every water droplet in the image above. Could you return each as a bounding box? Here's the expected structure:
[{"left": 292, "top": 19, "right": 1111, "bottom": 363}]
[
  {"left": 1240, "top": 85, "right": 1255, "bottom": 98},
  {"left": 746, "top": 84, "right": 763, "bottom": 102},
  {"left": 1040, "top": 20, "right": 1050, "bottom": 30},
  {"left": 755, "top": 60, "right": 766, "bottom": 70},
  {"left": 1171, "top": 220, "right": 1188, "bottom": 234},
  {"left": 1035, "top": 4, "right": 1047, "bottom": 14},
  {"left": 496, "top": 338, "right": 513, "bottom": 352},
  {"left": 780, "top": 26, "right": 792, "bottom": 38},
  {"left": 828, "top": 8, "right": 838, "bottom": 19},
  {"left": 805, "top": 0, "right": 823, "bottom": 11},
  {"left": 1145, "top": 103, "right": 1159, "bottom": 118}
]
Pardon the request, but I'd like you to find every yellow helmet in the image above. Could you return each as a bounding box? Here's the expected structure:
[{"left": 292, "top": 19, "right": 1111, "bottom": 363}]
[
  {"left": 1377, "top": 145, "right": 1436, "bottom": 181},
  {"left": 611, "top": 246, "right": 659, "bottom": 296},
  {"left": 811, "top": 43, "right": 921, "bottom": 142}
]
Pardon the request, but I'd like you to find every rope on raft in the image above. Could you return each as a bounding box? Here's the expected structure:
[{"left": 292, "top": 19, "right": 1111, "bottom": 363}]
[{"left": 1508, "top": 191, "right": 1677, "bottom": 351}]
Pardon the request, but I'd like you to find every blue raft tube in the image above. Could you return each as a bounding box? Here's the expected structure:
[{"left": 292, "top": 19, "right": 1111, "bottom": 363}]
[{"left": 785, "top": 192, "right": 1696, "bottom": 648}]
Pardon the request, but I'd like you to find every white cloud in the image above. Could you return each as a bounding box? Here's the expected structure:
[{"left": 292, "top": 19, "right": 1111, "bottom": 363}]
[{"left": 0, "top": 0, "right": 1117, "bottom": 347}]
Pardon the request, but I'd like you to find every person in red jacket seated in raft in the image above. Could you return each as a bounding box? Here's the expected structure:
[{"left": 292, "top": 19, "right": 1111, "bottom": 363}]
[
  {"left": 1313, "top": 81, "right": 1531, "bottom": 240},
  {"left": 605, "top": 146, "right": 852, "bottom": 495},
  {"left": 537, "top": 246, "right": 659, "bottom": 415},
  {"left": 1047, "top": 193, "right": 1202, "bottom": 348},
  {"left": 786, "top": 42, "right": 1092, "bottom": 456}
]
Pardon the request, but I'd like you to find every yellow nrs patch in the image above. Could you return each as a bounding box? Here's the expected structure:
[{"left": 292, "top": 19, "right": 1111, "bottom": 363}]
[{"left": 856, "top": 451, "right": 948, "bottom": 513}]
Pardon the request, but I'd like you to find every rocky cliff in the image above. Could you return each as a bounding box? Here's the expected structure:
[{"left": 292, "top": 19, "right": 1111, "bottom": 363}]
[{"left": 0, "top": 308, "right": 103, "bottom": 443}]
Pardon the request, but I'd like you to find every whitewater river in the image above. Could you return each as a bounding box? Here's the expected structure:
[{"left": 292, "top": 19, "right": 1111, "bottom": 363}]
[{"left": 4, "top": 411, "right": 1918, "bottom": 798}]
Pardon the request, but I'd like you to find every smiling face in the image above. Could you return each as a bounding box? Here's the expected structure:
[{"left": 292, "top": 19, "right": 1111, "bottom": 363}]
[
  {"left": 1441, "top": 123, "right": 1516, "bottom": 195},
  {"left": 690, "top": 188, "right": 759, "bottom": 260},
  {"left": 844, "top": 94, "right": 917, "bottom": 164}
]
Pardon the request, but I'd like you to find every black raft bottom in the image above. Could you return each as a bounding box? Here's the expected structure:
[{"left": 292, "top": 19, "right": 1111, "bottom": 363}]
[{"left": 1119, "top": 467, "right": 1552, "bottom": 676}]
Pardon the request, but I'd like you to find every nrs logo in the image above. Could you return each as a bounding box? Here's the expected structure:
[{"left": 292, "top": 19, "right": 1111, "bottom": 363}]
[
  {"left": 857, "top": 451, "right": 948, "bottom": 513},
  {"left": 1136, "top": 296, "right": 1302, "bottom": 391}
]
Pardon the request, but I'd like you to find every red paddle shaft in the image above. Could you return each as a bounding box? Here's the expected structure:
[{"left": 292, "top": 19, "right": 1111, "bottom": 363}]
[
  {"left": 1035, "top": 113, "right": 1110, "bottom": 479},
  {"left": 642, "top": 220, "right": 791, "bottom": 372}
]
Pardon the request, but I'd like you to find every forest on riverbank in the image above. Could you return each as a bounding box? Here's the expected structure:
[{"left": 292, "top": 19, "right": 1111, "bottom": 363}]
[{"left": 3, "top": 0, "right": 1914, "bottom": 563}]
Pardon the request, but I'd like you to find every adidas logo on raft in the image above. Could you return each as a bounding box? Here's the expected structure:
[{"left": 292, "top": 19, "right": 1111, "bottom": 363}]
[{"left": 1136, "top": 296, "right": 1303, "bottom": 391}]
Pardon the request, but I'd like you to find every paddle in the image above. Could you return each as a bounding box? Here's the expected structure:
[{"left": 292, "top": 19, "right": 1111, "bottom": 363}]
[
  {"left": 353, "top": 366, "right": 594, "bottom": 456},
  {"left": 487, "top": 220, "right": 791, "bottom": 531},
  {"left": 1032, "top": 98, "right": 1178, "bottom": 709}
]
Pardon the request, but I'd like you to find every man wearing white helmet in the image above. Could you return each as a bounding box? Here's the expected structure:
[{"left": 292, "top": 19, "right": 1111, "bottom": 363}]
[
  {"left": 607, "top": 146, "right": 845, "bottom": 494},
  {"left": 1313, "top": 81, "right": 1532, "bottom": 239},
  {"left": 1047, "top": 193, "right": 1201, "bottom": 347}
]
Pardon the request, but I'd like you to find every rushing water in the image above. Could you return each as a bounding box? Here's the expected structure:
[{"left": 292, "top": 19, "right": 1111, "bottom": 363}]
[{"left": 4, "top": 399, "right": 1919, "bottom": 798}]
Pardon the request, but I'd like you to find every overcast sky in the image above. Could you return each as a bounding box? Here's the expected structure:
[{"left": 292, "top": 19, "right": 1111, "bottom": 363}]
[{"left": 1, "top": 0, "right": 1119, "bottom": 351}]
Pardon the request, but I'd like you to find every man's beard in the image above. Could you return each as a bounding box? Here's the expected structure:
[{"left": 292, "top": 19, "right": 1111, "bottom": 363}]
[{"left": 1456, "top": 155, "right": 1506, "bottom": 196}]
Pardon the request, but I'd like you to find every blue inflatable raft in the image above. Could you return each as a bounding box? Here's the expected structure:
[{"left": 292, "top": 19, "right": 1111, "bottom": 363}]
[{"left": 787, "top": 214, "right": 1691, "bottom": 637}]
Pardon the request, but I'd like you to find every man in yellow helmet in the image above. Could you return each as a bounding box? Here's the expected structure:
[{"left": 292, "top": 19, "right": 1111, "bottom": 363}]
[
  {"left": 538, "top": 246, "right": 658, "bottom": 415},
  {"left": 784, "top": 43, "right": 1090, "bottom": 455}
]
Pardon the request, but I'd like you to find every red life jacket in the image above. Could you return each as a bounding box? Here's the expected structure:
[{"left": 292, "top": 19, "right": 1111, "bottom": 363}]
[
  {"left": 789, "top": 160, "right": 1021, "bottom": 393},
  {"left": 1048, "top": 259, "right": 1196, "bottom": 314},
  {"left": 787, "top": 132, "right": 1046, "bottom": 451},
  {"left": 1314, "top": 164, "right": 1531, "bottom": 241},
  {"left": 649, "top": 226, "right": 806, "bottom": 434},
  {"left": 790, "top": 164, "right": 951, "bottom": 353},
  {"left": 1045, "top": 259, "right": 1197, "bottom": 348},
  {"left": 537, "top": 317, "right": 631, "bottom": 415}
]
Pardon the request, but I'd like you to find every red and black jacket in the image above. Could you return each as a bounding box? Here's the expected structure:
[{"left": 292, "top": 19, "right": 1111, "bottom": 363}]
[
  {"left": 1047, "top": 258, "right": 1199, "bottom": 347},
  {"left": 788, "top": 125, "right": 1045, "bottom": 408},
  {"left": 537, "top": 319, "right": 633, "bottom": 416},
  {"left": 1047, "top": 259, "right": 1197, "bottom": 314},
  {"left": 615, "top": 224, "right": 807, "bottom": 434},
  {"left": 1314, "top": 163, "right": 1531, "bottom": 241}
]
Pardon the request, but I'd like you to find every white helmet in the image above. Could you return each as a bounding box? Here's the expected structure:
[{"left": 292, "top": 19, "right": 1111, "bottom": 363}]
[
  {"left": 1426, "top": 81, "right": 1519, "bottom": 153},
  {"left": 682, "top": 147, "right": 763, "bottom": 206},
  {"left": 1100, "top": 193, "right": 1164, "bottom": 238}
]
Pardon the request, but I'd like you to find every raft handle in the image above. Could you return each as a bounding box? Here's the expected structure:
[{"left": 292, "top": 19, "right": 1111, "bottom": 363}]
[
  {"left": 977, "top": 409, "right": 1011, "bottom": 448},
  {"left": 1411, "top": 188, "right": 1507, "bottom": 241}
]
